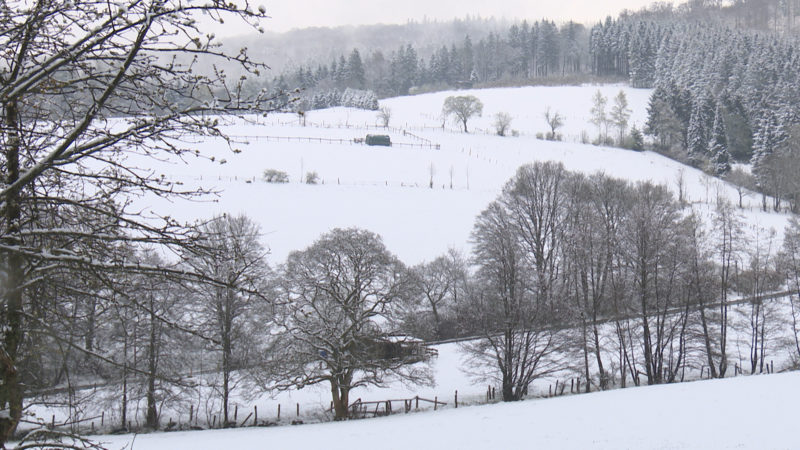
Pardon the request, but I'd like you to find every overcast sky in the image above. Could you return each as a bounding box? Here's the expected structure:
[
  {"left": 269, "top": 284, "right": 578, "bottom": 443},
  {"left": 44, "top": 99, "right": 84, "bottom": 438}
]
[{"left": 245, "top": 0, "right": 675, "bottom": 34}]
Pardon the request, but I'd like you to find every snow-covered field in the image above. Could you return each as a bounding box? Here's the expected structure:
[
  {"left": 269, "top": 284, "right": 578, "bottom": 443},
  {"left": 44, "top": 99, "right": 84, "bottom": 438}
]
[
  {"left": 133, "top": 84, "right": 792, "bottom": 266},
  {"left": 29, "top": 84, "right": 797, "bottom": 448},
  {"left": 93, "top": 371, "right": 800, "bottom": 450}
]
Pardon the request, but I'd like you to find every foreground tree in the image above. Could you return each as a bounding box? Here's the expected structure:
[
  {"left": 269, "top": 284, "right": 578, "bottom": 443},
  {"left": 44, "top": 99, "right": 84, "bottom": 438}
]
[
  {"left": 271, "top": 228, "right": 432, "bottom": 420},
  {"left": 183, "top": 214, "right": 270, "bottom": 427},
  {"left": 443, "top": 95, "right": 483, "bottom": 132},
  {"left": 0, "top": 1, "right": 278, "bottom": 444},
  {"left": 464, "top": 163, "right": 569, "bottom": 401},
  {"left": 781, "top": 219, "right": 800, "bottom": 361}
]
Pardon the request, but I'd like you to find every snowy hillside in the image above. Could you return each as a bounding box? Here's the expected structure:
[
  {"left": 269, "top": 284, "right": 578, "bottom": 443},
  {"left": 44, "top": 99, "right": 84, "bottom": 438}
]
[
  {"left": 94, "top": 370, "right": 800, "bottom": 450},
  {"left": 133, "top": 84, "right": 792, "bottom": 266}
]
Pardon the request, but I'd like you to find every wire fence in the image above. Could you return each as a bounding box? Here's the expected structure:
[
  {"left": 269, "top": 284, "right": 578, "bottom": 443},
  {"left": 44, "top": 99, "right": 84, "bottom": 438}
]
[{"left": 229, "top": 134, "right": 440, "bottom": 150}]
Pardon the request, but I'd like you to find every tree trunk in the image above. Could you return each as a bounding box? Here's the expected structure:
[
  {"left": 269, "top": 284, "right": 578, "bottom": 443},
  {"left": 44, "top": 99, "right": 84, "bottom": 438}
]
[
  {"left": 330, "top": 377, "right": 351, "bottom": 420},
  {"left": 122, "top": 338, "right": 128, "bottom": 430},
  {"left": 146, "top": 302, "right": 158, "bottom": 429},
  {"left": 581, "top": 318, "right": 591, "bottom": 393},
  {"left": 0, "top": 99, "right": 24, "bottom": 446},
  {"left": 592, "top": 322, "right": 607, "bottom": 390}
]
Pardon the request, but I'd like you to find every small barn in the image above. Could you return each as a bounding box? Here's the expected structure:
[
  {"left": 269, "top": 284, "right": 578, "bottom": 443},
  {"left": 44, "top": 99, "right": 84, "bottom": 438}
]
[{"left": 365, "top": 134, "right": 391, "bottom": 146}]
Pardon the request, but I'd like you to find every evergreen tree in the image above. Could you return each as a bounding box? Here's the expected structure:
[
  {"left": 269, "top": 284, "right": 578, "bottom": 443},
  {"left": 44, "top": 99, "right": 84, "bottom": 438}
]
[
  {"left": 709, "top": 105, "right": 731, "bottom": 175},
  {"left": 335, "top": 54, "right": 348, "bottom": 88},
  {"left": 347, "top": 49, "right": 366, "bottom": 89},
  {"left": 752, "top": 110, "right": 787, "bottom": 185},
  {"left": 630, "top": 125, "right": 645, "bottom": 151},
  {"left": 462, "top": 35, "right": 475, "bottom": 79},
  {"left": 687, "top": 103, "right": 708, "bottom": 164},
  {"left": 629, "top": 23, "right": 656, "bottom": 88}
]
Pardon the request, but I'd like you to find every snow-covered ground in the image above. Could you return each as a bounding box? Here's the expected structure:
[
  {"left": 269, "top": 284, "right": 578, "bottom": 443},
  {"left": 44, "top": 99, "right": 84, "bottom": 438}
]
[
  {"left": 93, "top": 371, "right": 800, "bottom": 450},
  {"left": 28, "top": 84, "right": 797, "bottom": 448},
  {"left": 132, "top": 84, "right": 792, "bottom": 266}
]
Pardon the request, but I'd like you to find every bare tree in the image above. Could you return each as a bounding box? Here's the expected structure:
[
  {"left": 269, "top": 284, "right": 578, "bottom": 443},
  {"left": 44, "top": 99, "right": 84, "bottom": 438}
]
[
  {"left": 590, "top": 90, "right": 609, "bottom": 143},
  {"left": 182, "top": 214, "right": 270, "bottom": 427},
  {"left": 562, "top": 173, "right": 629, "bottom": 391},
  {"left": 493, "top": 112, "right": 513, "bottom": 136},
  {"left": 610, "top": 90, "right": 632, "bottom": 144},
  {"left": 725, "top": 167, "right": 757, "bottom": 209},
  {"left": 621, "top": 182, "right": 691, "bottom": 385},
  {"left": 406, "top": 254, "right": 467, "bottom": 340},
  {"left": 675, "top": 168, "right": 688, "bottom": 206},
  {"left": 442, "top": 95, "right": 483, "bottom": 132},
  {"left": 377, "top": 105, "right": 392, "bottom": 128},
  {"left": 736, "top": 227, "right": 782, "bottom": 374},
  {"left": 543, "top": 107, "right": 565, "bottom": 141},
  {"left": 705, "top": 200, "right": 744, "bottom": 377},
  {"left": 0, "top": 1, "right": 279, "bottom": 444},
  {"left": 781, "top": 218, "right": 800, "bottom": 362},
  {"left": 464, "top": 163, "right": 569, "bottom": 401},
  {"left": 272, "top": 228, "right": 432, "bottom": 420}
]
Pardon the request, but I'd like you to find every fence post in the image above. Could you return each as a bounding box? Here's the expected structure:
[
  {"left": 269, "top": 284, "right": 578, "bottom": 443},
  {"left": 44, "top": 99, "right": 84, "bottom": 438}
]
[
  {"left": 234, "top": 405, "right": 238, "bottom": 422},
  {"left": 296, "top": 403, "right": 300, "bottom": 418},
  {"left": 101, "top": 411, "right": 104, "bottom": 427},
  {"left": 434, "top": 396, "right": 438, "bottom": 411},
  {"left": 455, "top": 390, "right": 458, "bottom": 408},
  {"left": 415, "top": 396, "right": 419, "bottom": 409},
  {"left": 189, "top": 405, "right": 193, "bottom": 424},
  {"left": 277, "top": 404, "right": 281, "bottom": 421}
]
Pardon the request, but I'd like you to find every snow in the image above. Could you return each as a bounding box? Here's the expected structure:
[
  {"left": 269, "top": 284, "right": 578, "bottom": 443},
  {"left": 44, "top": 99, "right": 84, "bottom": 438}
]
[
  {"left": 129, "top": 84, "right": 791, "bottom": 266},
  {"left": 23, "top": 84, "right": 799, "bottom": 448},
  {"left": 92, "top": 371, "right": 800, "bottom": 450}
]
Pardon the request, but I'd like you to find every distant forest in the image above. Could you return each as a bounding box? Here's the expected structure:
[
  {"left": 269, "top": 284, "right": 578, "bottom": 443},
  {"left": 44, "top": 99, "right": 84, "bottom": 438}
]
[{"left": 240, "top": 0, "right": 800, "bottom": 212}]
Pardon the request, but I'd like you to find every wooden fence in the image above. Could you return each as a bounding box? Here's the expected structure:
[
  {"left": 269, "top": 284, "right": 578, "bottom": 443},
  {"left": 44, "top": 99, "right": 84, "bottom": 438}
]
[
  {"left": 339, "top": 395, "right": 448, "bottom": 419},
  {"left": 231, "top": 134, "right": 440, "bottom": 150}
]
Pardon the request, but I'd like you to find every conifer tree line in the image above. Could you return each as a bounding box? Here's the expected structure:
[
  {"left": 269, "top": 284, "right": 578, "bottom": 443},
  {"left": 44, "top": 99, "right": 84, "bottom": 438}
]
[
  {"left": 590, "top": 9, "right": 800, "bottom": 211},
  {"left": 266, "top": 19, "right": 591, "bottom": 108}
]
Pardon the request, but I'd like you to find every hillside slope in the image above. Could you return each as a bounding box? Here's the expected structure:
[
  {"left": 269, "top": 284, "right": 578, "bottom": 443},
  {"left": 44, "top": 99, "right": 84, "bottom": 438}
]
[
  {"left": 96, "top": 371, "right": 799, "bottom": 450},
  {"left": 133, "top": 85, "right": 791, "bottom": 265}
]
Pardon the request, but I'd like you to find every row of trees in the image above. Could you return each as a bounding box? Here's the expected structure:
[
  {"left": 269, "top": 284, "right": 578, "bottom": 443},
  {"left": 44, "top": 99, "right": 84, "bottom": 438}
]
[
  {"left": 26, "top": 166, "right": 800, "bottom": 431},
  {"left": 402, "top": 162, "right": 800, "bottom": 401},
  {"left": 266, "top": 19, "right": 591, "bottom": 101},
  {"left": 22, "top": 215, "right": 431, "bottom": 426}
]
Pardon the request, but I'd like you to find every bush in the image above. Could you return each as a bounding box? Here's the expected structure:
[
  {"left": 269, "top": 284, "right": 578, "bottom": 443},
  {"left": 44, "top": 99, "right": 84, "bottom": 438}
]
[
  {"left": 305, "top": 171, "right": 320, "bottom": 184},
  {"left": 263, "top": 169, "right": 289, "bottom": 183}
]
